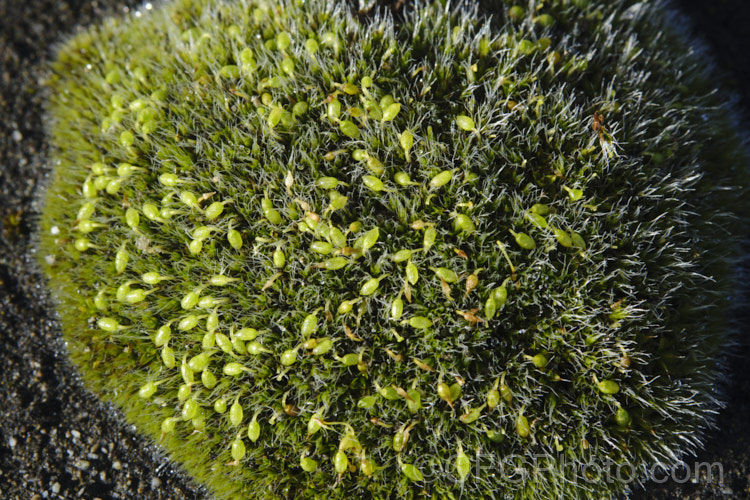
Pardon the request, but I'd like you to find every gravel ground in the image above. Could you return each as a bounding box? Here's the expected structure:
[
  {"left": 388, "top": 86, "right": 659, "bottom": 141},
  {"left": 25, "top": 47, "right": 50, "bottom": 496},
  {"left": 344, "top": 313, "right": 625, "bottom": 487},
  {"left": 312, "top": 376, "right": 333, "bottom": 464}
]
[{"left": 0, "top": 1, "right": 748, "bottom": 499}]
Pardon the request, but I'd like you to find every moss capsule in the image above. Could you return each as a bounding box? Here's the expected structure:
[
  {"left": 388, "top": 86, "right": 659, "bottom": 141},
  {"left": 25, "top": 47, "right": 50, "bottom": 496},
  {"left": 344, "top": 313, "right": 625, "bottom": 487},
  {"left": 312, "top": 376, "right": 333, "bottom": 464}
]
[
  {"left": 361, "top": 457, "right": 375, "bottom": 477},
  {"left": 429, "top": 170, "right": 453, "bottom": 189},
  {"left": 312, "top": 338, "right": 334, "bottom": 355},
  {"left": 182, "top": 398, "right": 199, "bottom": 420},
  {"left": 229, "top": 398, "right": 244, "bottom": 426},
  {"left": 571, "top": 231, "right": 586, "bottom": 249},
  {"left": 235, "top": 327, "right": 259, "bottom": 340},
  {"left": 456, "top": 442, "right": 470, "bottom": 480},
  {"left": 394, "top": 171, "right": 415, "bottom": 186},
  {"left": 526, "top": 212, "right": 548, "bottom": 229},
  {"left": 138, "top": 381, "right": 158, "bottom": 399},
  {"left": 215, "top": 333, "right": 233, "bottom": 353},
  {"left": 456, "top": 115, "right": 476, "bottom": 132},
  {"left": 431, "top": 267, "right": 458, "bottom": 283},
  {"left": 485, "top": 296, "right": 497, "bottom": 320},
  {"left": 201, "top": 369, "right": 217, "bottom": 389},
  {"left": 459, "top": 405, "right": 484, "bottom": 424},
  {"left": 529, "top": 354, "right": 548, "bottom": 369},
  {"left": 423, "top": 227, "right": 437, "bottom": 250},
  {"left": 406, "top": 316, "right": 432, "bottom": 329},
  {"left": 405, "top": 262, "right": 419, "bottom": 285},
  {"left": 322, "top": 257, "right": 347, "bottom": 270},
  {"left": 516, "top": 414, "right": 531, "bottom": 438},
  {"left": 391, "top": 297, "right": 404, "bottom": 320},
  {"left": 299, "top": 313, "right": 319, "bottom": 337},
  {"left": 316, "top": 176, "right": 340, "bottom": 189},
  {"left": 615, "top": 407, "right": 632, "bottom": 427},
  {"left": 247, "top": 414, "right": 261, "bottom": 442},
  {"left": 340, "top": 120, "right": 360, "bottom": 138},
  {"left": 161, "top": 417, "right": 177, "bottom": 434},
  {"left": 399, "top": 129, "right": 414, "bottom": 159},
  {"left": 392, "top": 249, "right": 415, "bottom": 262},
  {"left": 552, "top": 227, "right": 573, "bottom": 247},
  {"left": 114, "top": 248, "right": 129, "bottom": 274},
  {"left": 273, "top": 248, "right": 286, "bottom": 268},
  {"left": 227, "top": 228, "right": 243, "bottom": 249},
  {"left": 205, "top": 201, "right": 224, "bottom": 220},
  {"left": 310, "top": 241, "right": 333, "bottom": 254},
  {"left": 360, "top": 277, "right": 382, "bottom": 296},
  {"left": 360, "top": 228, "right": 379, "bottom": 251},
  {"left": 362, "top": 175, "right": 385, "bottom": 192},
  {"left": 511, "top": 230, "right": 536, "bottom": 250},
  {"left": 454, "top": 214, "right": 475, "bottom": 233},
  {"left": 597, "top": 379, "right": 620, "bottom": 394},
  {"left": 333, "top": 450, "right": 349, "bottom": 475},
  {"left": 161, "top": 346, "right": 176, "bottom": 368},
  {"left": 382, "top": 102, "right": 401, "bottom": 121},
  {"left": 357, "top": 396, "right": 377, "bottom": 409},
  {"left": 223, "top": 362, "right": 246, "bottom": 376},
  {"left": 188, "top": 352, "right": 211, "bottom": 372},
  {"left": 230, "top": 437, "right": 246, "bottom": 461},
  {"left": 214, "top": 398, "right": 227, "bottom": 414},
  {"left": 300, "top": 456, "right": 317, "bottom": 473},
  {"left": 530, "top": 203, "right": 551, "bottom": 215},
  {"left": 280, "top": 349, "right": 298, "bottom": 366},
  {"left": 401, "top": 462, "right": 423, "bottom": 482},
  {"left": 97, "top": 317, "right": 122, "bottom": 332}
]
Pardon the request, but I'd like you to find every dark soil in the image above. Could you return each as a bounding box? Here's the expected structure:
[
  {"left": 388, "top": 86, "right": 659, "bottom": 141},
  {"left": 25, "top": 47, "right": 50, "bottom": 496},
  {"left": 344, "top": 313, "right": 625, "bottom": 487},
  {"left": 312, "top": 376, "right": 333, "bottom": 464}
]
[{"left": 0, "top": 1, "right": 748, "bottom": 499}]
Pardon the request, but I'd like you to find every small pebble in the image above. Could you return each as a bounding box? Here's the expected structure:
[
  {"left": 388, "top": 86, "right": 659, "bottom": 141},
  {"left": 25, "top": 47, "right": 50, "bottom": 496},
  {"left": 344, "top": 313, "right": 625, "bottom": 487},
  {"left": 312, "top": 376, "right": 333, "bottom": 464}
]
[{"left": 51, "top": 482, "right": 60, "bottom": 494}]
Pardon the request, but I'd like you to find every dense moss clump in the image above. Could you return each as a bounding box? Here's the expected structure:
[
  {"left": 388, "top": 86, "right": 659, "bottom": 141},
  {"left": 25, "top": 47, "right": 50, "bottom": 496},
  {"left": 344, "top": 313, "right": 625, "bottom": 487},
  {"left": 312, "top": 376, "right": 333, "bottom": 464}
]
[{"left": 39, "top": 0, "right": 748, "bottom": 497}]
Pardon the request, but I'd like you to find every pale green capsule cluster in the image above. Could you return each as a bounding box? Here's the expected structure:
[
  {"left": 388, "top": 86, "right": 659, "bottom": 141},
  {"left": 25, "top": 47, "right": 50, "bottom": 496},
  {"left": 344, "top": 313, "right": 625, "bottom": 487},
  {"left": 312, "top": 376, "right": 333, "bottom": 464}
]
[{"left": 40, "top": 0, "right": 748, "bottom": 498}]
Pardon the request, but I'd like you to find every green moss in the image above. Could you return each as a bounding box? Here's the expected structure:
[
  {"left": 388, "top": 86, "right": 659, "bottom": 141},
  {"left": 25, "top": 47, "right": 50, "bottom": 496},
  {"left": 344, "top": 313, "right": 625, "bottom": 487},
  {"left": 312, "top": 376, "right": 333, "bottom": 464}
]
[{"left": 38, "top": 0, "right": 748, "bottom": 498}]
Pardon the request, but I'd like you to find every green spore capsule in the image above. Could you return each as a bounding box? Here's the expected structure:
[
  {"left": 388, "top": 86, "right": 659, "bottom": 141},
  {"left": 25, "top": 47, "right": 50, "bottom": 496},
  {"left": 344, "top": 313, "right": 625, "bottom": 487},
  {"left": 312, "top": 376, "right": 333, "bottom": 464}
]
[
  {"left": 455, "top": 442, "right": 471, "bottom": 480},
  {"left": 428, "top": 170, "right": 453, "bottom": 189},
  {"left": 231, "top": 437, "right": 246, "bottom": 461},
  {"left": 333, "top": 450, "right": 349, "bottom": 475},
  {"left": 390, "top": 297, "right": 404, "bottom": 320},
  {"left": 516, "top": 414, "right": 531, "bottom": 438},
  {"left": 138, "top": 381, "right": 159, "bottom": 399},
  {"left": 510, "top": 230, "right": 536, "bottom": 250},
  {"left": 456, "top": 115, "right": 476, "bottom": 132},
  {"left": 205, "top": 201, "right": 224, "bottom": 220},
  {"left": 551, "top": 227, "right": 573, "bottom": 248},
  {"left": 300, "top": 456, "right": 318, "bottom": 473},
  {"left": 280, "top": 349, "right": 297, "bottom": 366},
  {"left": 322, "top": 257, "right": 347, "bottom": 270},
  {"left": 400, "top": 462, "right": 423, "bottom": 482},
  {"left": 431, "top": 267, "right": 458, "bottom": 283},
  {"left": 394, "top": 171, "right": 415, "bottom": 186},
  {"left": 114, "top": 248, "right": 129, "bottom": 274},
  {"left": 340, "top": 120, "right": 360, "bottom": 138},
  {"left": 423, "top": 227, "right": 437, "bottom": 250},
  {"left": 382, "top": 102, "right": 401, "bottom": 122},
  {"left": 230, "top": 399, "right": 244, "bottom": 426},
  {"left": 227, "top": 228, "right": 243, "bottom": 249},
  {"left": 273, "top": 248, "right": 286, "bottom": 268},
  {"left": 214, "top": 398, "right": 227, "bottom": 414},
  {"left": 161, "top": 417, "right": 177, "bottom": 434},
  {"left": 597, "top": 379, "right": 620, "bottom": 395},
  {"left": 38, "top": 0, "right": 749, "bottom": 498},
  {"left": 405, "top": 262, "right": 419, "bottom": 285},
  {"left": 362, "top": 175, "right": 385, "bottom": 192}
]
